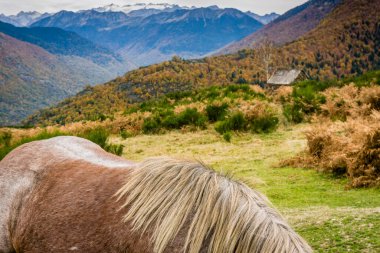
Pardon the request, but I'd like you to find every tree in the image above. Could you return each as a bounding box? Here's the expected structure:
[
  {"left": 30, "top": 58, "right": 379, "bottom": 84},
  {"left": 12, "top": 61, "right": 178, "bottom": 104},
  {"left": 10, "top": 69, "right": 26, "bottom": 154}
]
[{"left": 255, "top": 39, "right": 276, "bottom": 82}]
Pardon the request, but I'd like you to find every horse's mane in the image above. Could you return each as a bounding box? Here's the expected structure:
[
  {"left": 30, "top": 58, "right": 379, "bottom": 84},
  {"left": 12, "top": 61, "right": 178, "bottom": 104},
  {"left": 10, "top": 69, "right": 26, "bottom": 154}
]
[{"left": 116, "top": 157, "right": 312, "bottom": 253}]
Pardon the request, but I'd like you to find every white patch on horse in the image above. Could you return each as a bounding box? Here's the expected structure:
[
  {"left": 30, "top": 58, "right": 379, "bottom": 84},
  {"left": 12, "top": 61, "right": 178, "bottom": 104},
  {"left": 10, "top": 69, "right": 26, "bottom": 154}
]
[
  {"left": 69, "top": 246, "right": 79, "bottom": 251},
  {"left": 45, "top": 136, "right": 134, "bottom": 168}
]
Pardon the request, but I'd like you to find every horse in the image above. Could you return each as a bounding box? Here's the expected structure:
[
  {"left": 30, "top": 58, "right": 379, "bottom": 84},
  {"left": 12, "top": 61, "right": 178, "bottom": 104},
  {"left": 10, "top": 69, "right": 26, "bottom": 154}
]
[{"left": 0, "top": 136, "right": 312, "bottom": 253}]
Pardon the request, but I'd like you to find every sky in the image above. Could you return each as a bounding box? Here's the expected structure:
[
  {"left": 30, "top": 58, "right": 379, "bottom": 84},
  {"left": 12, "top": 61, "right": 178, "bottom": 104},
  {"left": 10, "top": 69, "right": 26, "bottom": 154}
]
[{"left": 0, "top": 0, "right": 308, "bottom": 16}]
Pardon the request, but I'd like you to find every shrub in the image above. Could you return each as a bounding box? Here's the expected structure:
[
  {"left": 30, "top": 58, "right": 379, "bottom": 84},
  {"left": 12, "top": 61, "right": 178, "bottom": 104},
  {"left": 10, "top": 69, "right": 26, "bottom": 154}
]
[
  {"left": 176, "top": 108, "right": 207, "bottom": 128},
  {"left": 281, "top": 121, "right": 380, "bottom": 188},
  {"left": 228, "top": 112, "right": 247, "bottom": 130},
  {"left": 250, "top": 115, "right": 279, "bottom": 133},
  {"left": 283, "top": 103, "right": 304, "bottom": 123},
  {"left": 143, "top": 108, "right": 207, "bottom": 133},
  {"left": 282, "top": 81, "right": 330, "bottom": 123},
  {"left": 79, "top": 127, "right": 124, "bottom": 156},
  {"left": 162, "top": 114, "right": 180, "bottom": 129},
  {"left": 215, "top": 121, "right": 230, "bottom": 134},
  {"left": 105, "top": 144, "right": 124, "bottom": 156},
  {"left": 0, "top": 131, "right": 12, "bottom": 147},
  {"left": 206, "top": 103, "right": 228, "bottom": 122},
  {"left": 223, "top": 132, "right": 232, "bottom": 142},
  {"left": 120, "top": 130, "right": 132, "bottom": 139},
  {"left": 142, "top": 117, "right": 161, "bottom": 134},
  {"left": 215, "top": 112, "right": 247, "bottom": 134},
  {"left": 79, "top": 127, "right": 109, "bottom": 148}
]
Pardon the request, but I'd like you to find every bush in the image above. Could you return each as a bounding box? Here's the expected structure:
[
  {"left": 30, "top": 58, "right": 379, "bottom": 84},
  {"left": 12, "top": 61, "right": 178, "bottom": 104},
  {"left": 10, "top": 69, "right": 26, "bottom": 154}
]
[
  {"left": 120, "top": 130, "right": 133, "bottom": 139},
  {"left": 177, "top": 108, "right": 207, "bottom": 128},
  {"left": 282, "top": 80, "right": 330, "bottom": 123},
  {"left": 223, "top": 132, "right": 232, "bottom": 142},
  {"left": 250, "top": 116, "right": 279, "bottom": 133},
  {"left": 162, "top": 114, "right": 180, "bottom": 129},
  {"left": 0, "top": 131, "right": 12, "bottom": 147},
  {"left": 283, "top": 103, "right": 304, "bottom": 123},
  {"left": 215, "top": 112, "right": 247, "bottom": 134},
  {"left": 105, "top": 144, "right": 124, "bottom": 156},
  {"left": 79, "top": 127, "right": 124, "bottom": 156},
  {"left": 228, "top": 112, "right": 247, "bottom": 130},
  {"left": 142, "top": 117, "right": 161, "bottom": 134},
  {"left": 215, "top": 121, "right": 230, "bottom": 135},
  {"left": 206, "top": 103, "right": 228, "bottom": 122},
  {"left": 79, "top": 127, "right": 109, "bottom": 148},
  {"left": 143, "top": 108, "right": 207, "bottom": 134}
]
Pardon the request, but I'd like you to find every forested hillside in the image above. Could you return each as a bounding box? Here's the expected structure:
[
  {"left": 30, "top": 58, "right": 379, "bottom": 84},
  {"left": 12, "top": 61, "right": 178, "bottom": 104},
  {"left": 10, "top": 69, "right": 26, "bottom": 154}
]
[
  {"left": 0, "top": 33, "right": 121, "bottom": 126},
  {"left": 0, "top": 21, "right": 122, "bottom": 66},
  {"left": 220, "top": 0, "right": 341, "bottom": 54}
]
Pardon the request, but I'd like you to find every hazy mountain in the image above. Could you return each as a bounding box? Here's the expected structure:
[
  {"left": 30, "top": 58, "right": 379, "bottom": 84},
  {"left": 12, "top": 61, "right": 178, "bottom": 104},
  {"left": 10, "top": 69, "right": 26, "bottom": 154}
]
[
  {"left": 220, "top": 0, "right": 342, "bottom": 54},
  {"left": 0, "top": 11, "right": 51, "bottom": 27},
  {"left": 25, "top": 0, "right": 380, "bottom": 126},
  {"left": 246, "top": 12, "right": 279, "bottom": 24},
  {"left": 0, "top": 32, "right": 122, "bottom": 126},
  {"left": 0, "top": 21, "right": 122, "bottom": 67},
  {"left": 32, "top": 7, "right": 263, "bottom": 66}
]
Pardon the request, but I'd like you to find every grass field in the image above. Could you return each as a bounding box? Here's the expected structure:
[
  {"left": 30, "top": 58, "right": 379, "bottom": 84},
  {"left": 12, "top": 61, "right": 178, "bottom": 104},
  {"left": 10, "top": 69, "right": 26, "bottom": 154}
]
[{"left": 111, "top": 124, "right": 380, "bottom": 252}]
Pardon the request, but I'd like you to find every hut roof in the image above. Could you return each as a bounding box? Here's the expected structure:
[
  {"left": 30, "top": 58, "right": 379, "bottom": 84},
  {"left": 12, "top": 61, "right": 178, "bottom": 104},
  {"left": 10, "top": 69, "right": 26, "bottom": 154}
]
[{"left": 267, "top": 69, "right": 301, "bottom": 85}]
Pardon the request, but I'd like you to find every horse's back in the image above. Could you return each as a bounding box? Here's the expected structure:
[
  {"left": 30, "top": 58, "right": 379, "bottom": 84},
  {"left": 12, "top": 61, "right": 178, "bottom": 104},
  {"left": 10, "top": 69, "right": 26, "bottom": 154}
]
[{"left": 0, "top": 136, "right": 134, "bottom": 253}]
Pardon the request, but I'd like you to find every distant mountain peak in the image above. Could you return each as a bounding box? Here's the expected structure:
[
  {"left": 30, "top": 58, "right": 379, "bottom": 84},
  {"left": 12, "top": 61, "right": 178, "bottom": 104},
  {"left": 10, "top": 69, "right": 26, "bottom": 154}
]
[
  {"left": 91, "top": 3, "right": 192, "bottom": 14},
  {"left": 245, "top": 11, "right": 279, "bottom": 24},
  {"left": 0, "top": 11, "right": 51, "bottom": 26},
  {"left": 207, "top": 5, "right": 220, "bottom": 10}
]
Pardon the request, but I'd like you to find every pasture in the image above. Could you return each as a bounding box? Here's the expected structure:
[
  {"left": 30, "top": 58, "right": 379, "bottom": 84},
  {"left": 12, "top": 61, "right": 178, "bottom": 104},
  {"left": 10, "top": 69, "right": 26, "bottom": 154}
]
[{"left": 111, "top": 124, "right": 380, "bottom": 252}]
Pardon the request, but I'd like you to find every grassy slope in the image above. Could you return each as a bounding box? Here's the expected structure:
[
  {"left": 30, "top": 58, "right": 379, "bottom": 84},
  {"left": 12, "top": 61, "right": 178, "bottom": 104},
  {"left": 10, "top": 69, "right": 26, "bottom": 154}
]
[{"left": 110, "top": 124, "right": 380, "bottom": 252}]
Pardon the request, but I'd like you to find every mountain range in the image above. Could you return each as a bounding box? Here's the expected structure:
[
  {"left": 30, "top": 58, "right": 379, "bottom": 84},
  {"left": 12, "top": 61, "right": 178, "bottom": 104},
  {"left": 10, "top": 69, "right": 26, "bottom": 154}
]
[
  {"left": 24, "top": 0, "right": 380, "bottom": 126},
  {"left": 0, "top": 11, "right": 50, "bottom": 26},
  {"left": 0, "top": 4, "right": 277, "bottom": 66},
  {"left": 31, "top": 6, "right": 264, "bottom": 66}
]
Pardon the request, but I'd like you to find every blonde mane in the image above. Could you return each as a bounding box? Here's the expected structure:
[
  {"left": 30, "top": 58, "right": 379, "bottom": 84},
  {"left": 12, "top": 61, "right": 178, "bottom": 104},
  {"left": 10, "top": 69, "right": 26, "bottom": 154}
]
[{"left": 116, "top": 157, "right": 312, "bottom": 253}]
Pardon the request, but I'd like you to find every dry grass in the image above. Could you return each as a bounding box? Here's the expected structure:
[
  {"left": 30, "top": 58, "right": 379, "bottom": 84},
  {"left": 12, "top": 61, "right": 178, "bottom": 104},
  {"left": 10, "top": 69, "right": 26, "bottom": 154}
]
[
  {"left": 282, "top": 116, "right": 380, "bottom": 188},
  {"left": 320, "top": 85, "right": 380, "bottom": 121},
  {"left": 280, "top": 84, "right": 380, "bottom": 188}
]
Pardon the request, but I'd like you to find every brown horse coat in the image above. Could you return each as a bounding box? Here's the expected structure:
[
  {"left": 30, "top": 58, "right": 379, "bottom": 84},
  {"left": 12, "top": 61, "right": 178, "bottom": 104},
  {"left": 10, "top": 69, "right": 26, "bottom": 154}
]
[{"left": 0, "top": 136, "right": 313, "bottom": 253}]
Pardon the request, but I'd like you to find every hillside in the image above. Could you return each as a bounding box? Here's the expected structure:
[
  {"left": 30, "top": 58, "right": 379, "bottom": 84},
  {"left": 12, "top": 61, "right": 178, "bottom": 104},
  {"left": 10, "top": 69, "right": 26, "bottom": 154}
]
[
  {"left": 220, "top": 0, "right": 341, "bottom": 54},
  {"left": 0, "top": 33, "right": 124, "bottom": 126},
  {"left": 32, "top": 7, "right": 263, "bottom": 66},
  {"left": 0, "top": 21, "right": 122, "bottom": 67},
  {"left": 280, "top": 0, "right": 380, "bottom": 78}
]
